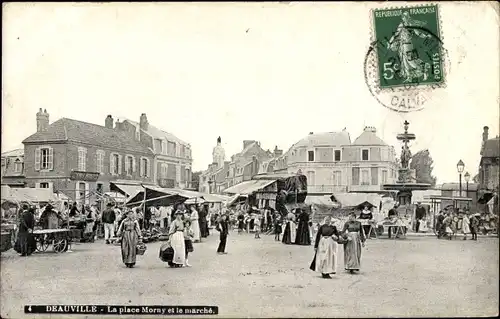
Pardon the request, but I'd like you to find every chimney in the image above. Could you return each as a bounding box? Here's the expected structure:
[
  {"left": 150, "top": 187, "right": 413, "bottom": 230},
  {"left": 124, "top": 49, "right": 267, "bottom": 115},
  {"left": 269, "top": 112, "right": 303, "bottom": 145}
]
[
  {"left": 481, "top": 126, "right": 489, "bottom": 155},
  {"left": 217, "top": 136, "right": 221, "bottom": 145},
  {"left": 252, "top": 155, "right": 259, "bottom": 177},
  {"left": 140, "top": 113, "right": 149, "bottom": 131},
  {"left": 364, "top": 126, "right": 377, "bottom": 133},
  {"left": 36, "top": 108, "right": 49, "bottom": 132},
  {"left": 105, "top": 115, "right": 114, "bottom": 129},
  {"left": 274, "top": 146, "right": 283, "bottom": 157},
  {"left": 483, "top": 126, "right": 489, "bottom": 143},
  {"left": 309, "top": 132, "right": 314, "bottom": 135}
]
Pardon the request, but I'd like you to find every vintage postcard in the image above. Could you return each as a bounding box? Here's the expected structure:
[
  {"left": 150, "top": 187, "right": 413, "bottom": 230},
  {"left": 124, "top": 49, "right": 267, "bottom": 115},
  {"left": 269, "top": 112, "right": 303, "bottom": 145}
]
[{"left": 1, "top": 2, "right": 499, "bottom": 318}]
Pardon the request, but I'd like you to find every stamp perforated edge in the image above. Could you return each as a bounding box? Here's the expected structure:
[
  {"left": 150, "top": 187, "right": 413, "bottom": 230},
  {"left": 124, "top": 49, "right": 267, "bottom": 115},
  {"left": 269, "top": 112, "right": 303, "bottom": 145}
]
[{"left": 367, "top": 3, "right": 449, "bottom": 95}]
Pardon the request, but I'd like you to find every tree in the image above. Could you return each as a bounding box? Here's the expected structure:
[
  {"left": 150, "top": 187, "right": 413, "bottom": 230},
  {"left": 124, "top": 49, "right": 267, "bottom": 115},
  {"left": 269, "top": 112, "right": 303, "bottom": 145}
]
[
  {"left": 409, "top": 149, "right": 437, "bottom": 186},
  {"left": 191, "top": 171, "right": 202, "bottom": 191}
]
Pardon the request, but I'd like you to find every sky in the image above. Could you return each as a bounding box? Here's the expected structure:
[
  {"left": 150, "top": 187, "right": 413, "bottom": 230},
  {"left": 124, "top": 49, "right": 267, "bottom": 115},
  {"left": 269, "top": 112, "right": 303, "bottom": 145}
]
[{"left": 2, "top": 2, "right": 499, "bottom": 184}]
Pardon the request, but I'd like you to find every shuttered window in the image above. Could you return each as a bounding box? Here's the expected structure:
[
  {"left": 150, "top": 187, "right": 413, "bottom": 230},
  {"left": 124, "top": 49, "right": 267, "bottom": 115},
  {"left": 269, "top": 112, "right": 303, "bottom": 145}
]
[
  {"left": 352, "top": 167, "right": 360, "bottom": 185},
  {"left": 96, "top": 150, "right": 105, "bottom": 174},
  {"left": 78, "top": 147, "right": 87, "bottom": 171},
  {"left": 371, "top": 167, "right": 378, "bottom": 185},
  {"left": 35, "top": 147, "right": 53, "bottom": 171}
]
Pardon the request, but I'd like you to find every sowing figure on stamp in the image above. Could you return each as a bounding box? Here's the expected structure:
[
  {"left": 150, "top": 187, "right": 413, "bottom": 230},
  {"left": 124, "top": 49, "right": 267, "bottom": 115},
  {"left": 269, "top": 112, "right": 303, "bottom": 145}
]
[{"left": 387, "top": 11, "right": 433, "bottom": 83}]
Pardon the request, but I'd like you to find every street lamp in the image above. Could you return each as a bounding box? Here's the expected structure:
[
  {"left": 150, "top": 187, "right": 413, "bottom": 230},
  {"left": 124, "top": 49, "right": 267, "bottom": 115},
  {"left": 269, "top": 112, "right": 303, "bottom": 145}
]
[
  {"left": 464, "top": 171, "right": 470, "bottom": 207},
  {"left": 457, "top": 160, "right": 465, "bottom": 198}
]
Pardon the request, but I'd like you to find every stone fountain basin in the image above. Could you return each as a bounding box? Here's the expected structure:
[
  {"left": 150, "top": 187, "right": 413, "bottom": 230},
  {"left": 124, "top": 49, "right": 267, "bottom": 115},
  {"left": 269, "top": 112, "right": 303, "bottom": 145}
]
[{"left": 382, "top": 183, "right": 432, "bottom": 191}]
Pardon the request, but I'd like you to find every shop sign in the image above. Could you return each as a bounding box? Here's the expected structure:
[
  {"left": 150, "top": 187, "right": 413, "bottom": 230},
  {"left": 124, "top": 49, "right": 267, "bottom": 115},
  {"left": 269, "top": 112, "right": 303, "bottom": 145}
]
[{"left": 70, "top": 171, "right": 100, "bottom": 182}]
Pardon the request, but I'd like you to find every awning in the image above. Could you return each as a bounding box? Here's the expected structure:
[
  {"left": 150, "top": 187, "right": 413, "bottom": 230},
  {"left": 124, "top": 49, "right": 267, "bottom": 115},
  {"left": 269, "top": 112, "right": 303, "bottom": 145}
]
[
  {"left": 227, "top": 194, "right": 248, "bottom": 207},
  {"left": 125, "top": 186, "right": 190, "bottom": 207},
  {"left": 1, "top": 185, "right": 59, "bottom": 204},
  {"left": 331, "top": 193, "right": 382, "bottom": 210},
  {"left": 478, "top": 190, "right": 495, "bottom": 204},
  {"left": 305, "top": 195, "right": 340, "bottom": 208},
  {"left": 110, "top": 182, "right": 145, "bottom": 197},
  {"left": 223, "top": 180, "right": 276, "bottom": 195}
]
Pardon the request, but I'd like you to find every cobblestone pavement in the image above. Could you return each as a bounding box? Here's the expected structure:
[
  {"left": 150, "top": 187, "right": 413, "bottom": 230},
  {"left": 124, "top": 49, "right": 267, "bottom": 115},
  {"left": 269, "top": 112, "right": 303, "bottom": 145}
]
[{"left": 1, "top": 232, "right": 498, "bottom": 318}]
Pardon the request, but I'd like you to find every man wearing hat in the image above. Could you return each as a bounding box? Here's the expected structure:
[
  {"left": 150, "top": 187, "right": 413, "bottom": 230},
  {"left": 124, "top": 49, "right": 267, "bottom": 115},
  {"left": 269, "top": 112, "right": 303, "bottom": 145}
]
[
  {"left": 469, "top": 212, "right": 480, "bottom": 241},
  {"left": 415, "top": 202, "right": 426, "bottom": 233},
  {"left": 102, "top": 203, "right": 117, "bottom": 244}
]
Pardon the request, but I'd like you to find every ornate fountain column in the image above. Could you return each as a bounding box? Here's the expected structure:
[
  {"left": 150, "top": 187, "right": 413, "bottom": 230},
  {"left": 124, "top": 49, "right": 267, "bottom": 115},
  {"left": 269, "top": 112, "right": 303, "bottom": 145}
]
[{"left": 383, "top": 121, "right": 430, "bottom": 206}]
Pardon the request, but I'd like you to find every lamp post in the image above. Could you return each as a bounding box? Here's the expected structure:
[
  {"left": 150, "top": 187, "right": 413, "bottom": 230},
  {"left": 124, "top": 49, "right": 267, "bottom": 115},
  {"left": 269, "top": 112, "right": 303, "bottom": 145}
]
[
  {"left": 457, "top": 160, "right": 465, "bottom": 200},
  {"left": 464, "top": 171, "right": 470, "bottom": 209}
]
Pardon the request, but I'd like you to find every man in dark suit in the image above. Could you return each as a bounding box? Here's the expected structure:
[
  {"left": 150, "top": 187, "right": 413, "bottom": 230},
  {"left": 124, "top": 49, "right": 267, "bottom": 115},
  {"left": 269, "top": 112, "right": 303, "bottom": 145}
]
[
  {"left": 415, "top": 202, "right": 426, "bottom": 232},
  {"left": 216, "top": 214, "right": 229, "bottom": 254}
]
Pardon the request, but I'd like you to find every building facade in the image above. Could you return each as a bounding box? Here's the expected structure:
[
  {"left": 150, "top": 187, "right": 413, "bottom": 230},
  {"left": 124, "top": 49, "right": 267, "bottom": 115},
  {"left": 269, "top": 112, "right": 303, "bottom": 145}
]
[
  {"left": 22, "top": 109, "right": 155, "bottom": 204},
  {"left": 259, "top": 127, "right": 399, "bottom": 194},
  {"left": 115, "top": 114, "right": 193, "bottom": 189},
  {"left": 1, "top": 149, "right": 25, "bottom": 187},
  {"left": 478, "top": 126, "right": 500, "bottom": 192},
  {"left": 199, "top": 138, "right": 274, "bottom": 194}
]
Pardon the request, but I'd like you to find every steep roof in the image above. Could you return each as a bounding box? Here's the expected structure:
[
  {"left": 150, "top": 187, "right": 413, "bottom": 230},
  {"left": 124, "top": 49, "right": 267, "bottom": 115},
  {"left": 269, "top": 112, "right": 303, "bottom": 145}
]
[
  {"left": 1, "top": 149, "right": 24, "bottom": 157},
  {"left": 293, "top": 131, "right": 351, "bottom": 148},
  {"left": 482, "top": 138, "right": 500, "bottom": 158},
  {"left": 23, "top": 118, "right": 153, "bottom": 154},
  {"left": 353, "top": 127, "right": 387, "bottom": 146},
  {"left": 124, "top": 119, "right": 189, "bottom": 146}
]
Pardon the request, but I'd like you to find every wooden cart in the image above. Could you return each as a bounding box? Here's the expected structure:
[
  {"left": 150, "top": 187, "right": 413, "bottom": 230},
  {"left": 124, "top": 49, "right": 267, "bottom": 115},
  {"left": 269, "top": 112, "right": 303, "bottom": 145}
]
[{"left": 33, "top": 229, "right": 71, "bottom": 253}]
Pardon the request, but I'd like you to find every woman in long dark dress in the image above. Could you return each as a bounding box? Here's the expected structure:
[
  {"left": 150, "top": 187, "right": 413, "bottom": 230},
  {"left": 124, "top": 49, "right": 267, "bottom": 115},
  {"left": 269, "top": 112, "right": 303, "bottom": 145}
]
[
  {"left": 117, "top": 210, "right": 142, "bottom": 268},
  {"left": 282, "top": 211, "right": 296, "bottom": 245},
  {"left": 294, "top": 208, "right": 311, "bottom": 245},
  {"left": 342, "top": 212, "right": 366, "bottom": 273},
  {"left": 14, "top": 205, "right": 36, "bottom": 256},
  {"left": 310, "top": 216, "right": 340, "bottom": 278},
  {"left": 237, "top": 212, "right": 245, "bottom": 234}
]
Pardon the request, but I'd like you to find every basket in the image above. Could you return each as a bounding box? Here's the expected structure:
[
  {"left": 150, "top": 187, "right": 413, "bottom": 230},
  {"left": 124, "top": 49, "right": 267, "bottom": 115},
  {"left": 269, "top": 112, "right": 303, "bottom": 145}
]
[{"left": 136, "top": 242, "right": 147, "bottom": 255}]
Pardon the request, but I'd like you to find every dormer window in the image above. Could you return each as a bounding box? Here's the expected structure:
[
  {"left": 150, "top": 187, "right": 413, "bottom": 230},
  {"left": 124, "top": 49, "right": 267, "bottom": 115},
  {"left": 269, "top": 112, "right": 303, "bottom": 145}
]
[{"left": 14, "top": 159, "right": 22, "bottom": 173}]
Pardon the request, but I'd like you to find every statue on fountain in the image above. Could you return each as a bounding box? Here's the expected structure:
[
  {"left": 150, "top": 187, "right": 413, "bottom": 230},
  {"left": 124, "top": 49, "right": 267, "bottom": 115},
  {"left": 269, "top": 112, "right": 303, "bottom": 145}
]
[{"left": 401, "top": 144, "right": 412, "bottom": 169}]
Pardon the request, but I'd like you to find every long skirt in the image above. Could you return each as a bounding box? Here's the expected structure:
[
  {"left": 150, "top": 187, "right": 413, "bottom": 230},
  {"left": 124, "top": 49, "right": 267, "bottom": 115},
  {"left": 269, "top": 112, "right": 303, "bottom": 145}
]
[
  {"left": 14, "top": 231, "right": 36, "bottom": 256},
  {"left": 282, "top": 222, "right": 296, "bottom": 244},
  {"left": 121, "top": 230, "right": 138, "bottom": 265},
  {"left": 170, "top": 231, "right": 186, "bottom": 265},
  {"left": 200, "top": 221, "right": 208, "bottom": 238},
  {"left": 310, "top": 237, "right": 338, "bottom": 274},
  {"left": 191, "top": 221, "right": 201, "bottom": 241},
  {"left": 343, "top": 232, "right": 362, "bottom": 270},
  {"left": 462, "top": 222, "right": 470, "bottom": 234},
  {"left": 295, "top": 221, "right": 311, "bottom": 245}
]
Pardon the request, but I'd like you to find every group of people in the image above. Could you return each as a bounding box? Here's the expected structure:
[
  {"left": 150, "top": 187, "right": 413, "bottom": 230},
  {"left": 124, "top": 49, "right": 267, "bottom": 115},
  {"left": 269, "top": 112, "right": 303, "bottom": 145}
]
[
  {"left": 435, "top": 208, "right": 480, "bottom": 240},
  {"left": 157, "top": 204, "right": 230, "bottom": 269},
  {"left": 236, "top": 206, "right": 275, "bottom": 237},
  {"left": 281, "top": 208, "right": 312, "bottom": 245},
  {"left": 310, "top": 212, "right": 367, "bottom": 279},
  {"left": 117, "top": 203, "right": 226, "bottom": 269}
]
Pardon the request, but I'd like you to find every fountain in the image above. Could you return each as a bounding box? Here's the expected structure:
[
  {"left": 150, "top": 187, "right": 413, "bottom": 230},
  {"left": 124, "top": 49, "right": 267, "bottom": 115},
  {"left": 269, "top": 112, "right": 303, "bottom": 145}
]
[{"left": 383, "top": 121, "right": 431, "bottom": 205}]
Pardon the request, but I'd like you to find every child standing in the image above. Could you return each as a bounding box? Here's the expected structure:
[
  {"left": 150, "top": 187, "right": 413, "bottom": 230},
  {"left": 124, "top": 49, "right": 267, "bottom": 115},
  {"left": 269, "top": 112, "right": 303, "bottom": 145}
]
[
  {"left": 274, "top": 214, "right": 282, "bottom": 241},
  {"left": 469, "top": 213, "right": 479, "bottom": 241},
  {"left": 183, "top": 219, "right": 194, "bottom": 267},
  {"left": 254, "top": 213, "right": 261, "bottom": 239}
]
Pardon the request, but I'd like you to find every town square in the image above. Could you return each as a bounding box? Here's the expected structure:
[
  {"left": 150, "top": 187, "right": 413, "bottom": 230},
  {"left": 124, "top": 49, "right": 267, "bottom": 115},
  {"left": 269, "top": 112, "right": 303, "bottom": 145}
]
[{"left": 1, "top": 2, "right": 499, "bottom": 318}]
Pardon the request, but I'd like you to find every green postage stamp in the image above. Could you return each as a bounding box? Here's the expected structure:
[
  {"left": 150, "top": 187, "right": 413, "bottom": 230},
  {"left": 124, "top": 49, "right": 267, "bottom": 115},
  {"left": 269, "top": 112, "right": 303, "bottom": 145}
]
[
  {"left": 364, "top": 3, "right": 449, "bottom": 113},
  {"left": 372, "top": 4, "right": 444, "bottom": 89}
]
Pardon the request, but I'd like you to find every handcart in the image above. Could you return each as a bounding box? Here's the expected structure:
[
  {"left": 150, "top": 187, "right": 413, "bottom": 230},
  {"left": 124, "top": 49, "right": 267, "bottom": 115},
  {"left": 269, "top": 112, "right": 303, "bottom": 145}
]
[{"left": 33, "top": 229, "right": 71, "bottom": 253}]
